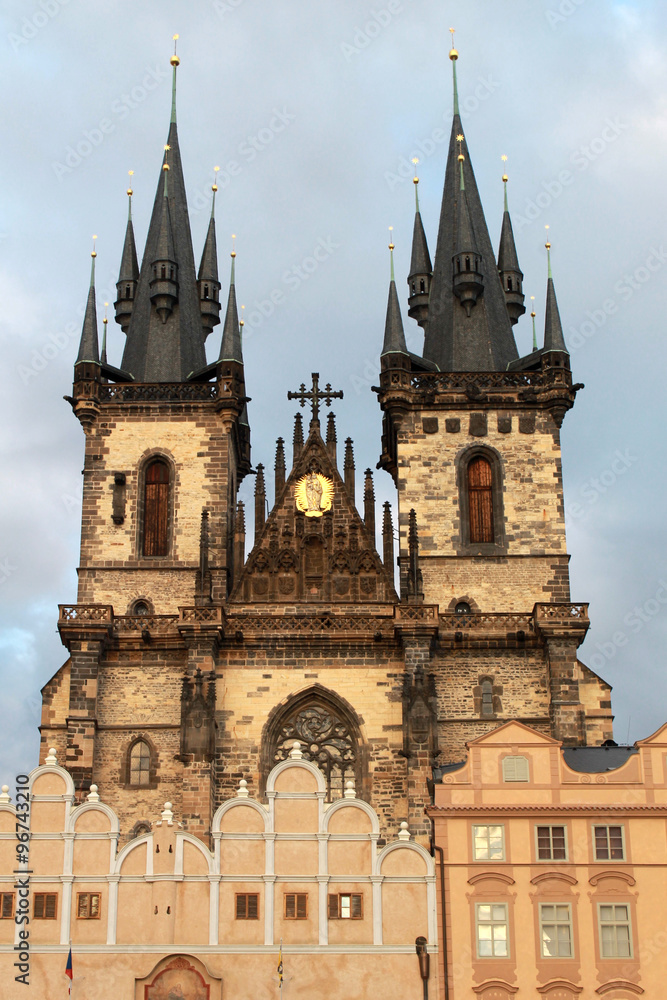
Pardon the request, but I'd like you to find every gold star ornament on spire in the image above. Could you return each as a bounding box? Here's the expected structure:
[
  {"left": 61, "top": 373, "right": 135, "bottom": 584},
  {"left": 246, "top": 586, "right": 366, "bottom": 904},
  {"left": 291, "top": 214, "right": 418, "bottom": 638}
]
[
  {"left": 457, "top": 134, "right": 465, "bottom": 162},
  {"left": 449, "top": 27, "right": 458, "bottom": 60},
  {"left": 212, "top": 165, "right": 220, "bottom": 193},
  {"left": 127, "top": 169, "right": 134, "bottom": 197}
]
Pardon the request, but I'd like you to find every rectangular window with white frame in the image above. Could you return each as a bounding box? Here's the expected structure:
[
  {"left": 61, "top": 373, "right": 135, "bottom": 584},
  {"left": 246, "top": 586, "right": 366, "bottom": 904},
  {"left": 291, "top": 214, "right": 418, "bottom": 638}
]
[
  {"left": 594, "top": 825, "right": 625, "bottom": 861},
  {"left": 475, "top": 903, "right": 509, "bottom": 958},
  {"left": 539, "top": 903, "right": 573, "bottom": 958},
  {"left": 536, "top": 824, "right": 568, "bottom": 861},
  {"left": 473, "top": 824, "right": 505, "bottom": 861},
  {"left": 598, "top": 903, "right": 632, "bottom": 958}
]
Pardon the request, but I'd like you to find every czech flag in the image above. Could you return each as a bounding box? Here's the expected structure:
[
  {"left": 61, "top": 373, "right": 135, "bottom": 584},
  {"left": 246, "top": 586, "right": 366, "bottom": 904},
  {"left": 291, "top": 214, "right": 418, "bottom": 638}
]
[{"left": 65, "top": 947, "right": 73, "bottom": 994}]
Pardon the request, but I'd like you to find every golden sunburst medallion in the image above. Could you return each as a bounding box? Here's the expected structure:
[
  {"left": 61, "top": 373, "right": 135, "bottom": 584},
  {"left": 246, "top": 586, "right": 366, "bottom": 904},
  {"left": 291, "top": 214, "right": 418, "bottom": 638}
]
[{"left": 294, "top": 472, "right": 334, "bottom": 517}]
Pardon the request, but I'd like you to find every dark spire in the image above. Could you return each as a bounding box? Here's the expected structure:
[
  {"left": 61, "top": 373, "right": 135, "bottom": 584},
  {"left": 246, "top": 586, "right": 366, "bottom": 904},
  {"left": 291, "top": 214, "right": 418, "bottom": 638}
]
[
  {"left": 76, "top": 245, "right": 100, "bottom": 366},
  {"left": 344, "top": 438, "right": 355, "bottom": 502},
  {"left": 274, "top": 438, "right": 286, "bottom": 498},
  {"left": 254, "top": 463, "right": 266, "bottom": 541},
  {"left": 326, "top": 412, "right": 337, "bottom": 464},
  {"left": 407, "top": 166, "right": 432, "bottom": 327},
  {"left": 363, "top": 469, "right": 376, "bottom": 540},
  {"left": 234, "top": 501, "right": 246, "bottom": 580},
  {"left": 452, "top": 143, "right": 484, "bottom": 317},
  {"left": 114, "top": 181, "right": 140, "bottom": 334},
  {"left": 406, "top": 508, "right": 424, "bottom": 605},
  {"left": 101, "top": 309, "right": 108, "bottom": 366},
  {"left": 543, "top": 239, "right": 568, "bottom": 353},
  {"left": 497, "top": 165, "right": 526, "bottom": 326},
  {"left": 120, "top": 49, "right": 206, "bottom": 382},
  {"left": 218, "top": 251, "right": 243, "bottom": 364},
  {"left": 381, "top": 234, "right": 409, "bottom": 358},
  {"left": 194, "top": 508, "right": 212, "bottom": 606},
  {"left": 422, "top": 46, "right": 518, "bottom": 371},
  {"left": 382, "top": 501, "right": 394, "bottom": 575},
  {"left": 149, "top": 159, "right": 179, "bottom": 324},
  {"left": 292, "top": 413, "right": 304, "bottom": 467},
  {"left": 198, "top": 178, "right": 222, "bottom": 338}
]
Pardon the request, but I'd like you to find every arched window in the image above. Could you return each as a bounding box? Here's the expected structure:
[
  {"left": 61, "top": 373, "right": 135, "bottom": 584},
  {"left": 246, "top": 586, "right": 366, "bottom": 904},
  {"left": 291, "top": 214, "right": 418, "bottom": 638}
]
[
  {"left": 264, "top": 691, "right": 363, "bottom": 802},
  {"left": 131, "top": 599, "right": 151, "bottom": 616},
  {"left": 143, "top": 459, "right": 170, "bottom": 557},
  {"left": 468, "top": 456, "right": 494, "bottom": 543},
  {"left": 455, "top": 601, "right": 471, "bottom": 615},
  {"left": 419, "top": 278, "right": 425, "bottom": 293},
  {"left": 129, "top": 740, "right": 151, "bottom": 787}
]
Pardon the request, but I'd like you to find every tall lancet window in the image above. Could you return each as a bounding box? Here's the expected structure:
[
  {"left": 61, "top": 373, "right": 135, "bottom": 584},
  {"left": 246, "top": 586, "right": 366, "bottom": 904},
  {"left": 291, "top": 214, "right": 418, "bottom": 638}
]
[
  {"left": 468, "top": 456, "right": 494, "bottom": 544},
  {"left": 143, "top": 459, "right": 170, "bottom": 556}
]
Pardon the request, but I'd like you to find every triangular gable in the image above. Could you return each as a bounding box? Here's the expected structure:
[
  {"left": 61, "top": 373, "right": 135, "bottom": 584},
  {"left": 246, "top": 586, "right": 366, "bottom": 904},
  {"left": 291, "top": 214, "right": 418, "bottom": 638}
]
[
  {"left": 232, "top": 421, "right": 397, "bottom": 604},
  {"left": 467, "top": 720, "right": 561, "bottom": 748},
  {"left": 635, "top": 721, "right": 667, "bottom": 747}
]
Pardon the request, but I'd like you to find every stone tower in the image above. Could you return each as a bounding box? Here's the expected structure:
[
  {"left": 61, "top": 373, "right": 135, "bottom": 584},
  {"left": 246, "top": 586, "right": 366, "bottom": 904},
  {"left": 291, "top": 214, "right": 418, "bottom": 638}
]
[{"left": 40, "top": 48, "right": 612, "bottom": 851}]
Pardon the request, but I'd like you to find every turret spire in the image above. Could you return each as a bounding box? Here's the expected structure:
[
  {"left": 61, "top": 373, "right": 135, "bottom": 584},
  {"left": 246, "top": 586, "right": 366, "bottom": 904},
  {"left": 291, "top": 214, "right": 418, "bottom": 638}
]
[
  {"left": 407, "top": 159, "right": 432, "bottom": 328},
  {"left": 219, "top": 239, "right": 243, "bottom": 364},
  {"left": 452, "top": 140, "right": 484, "bottom": 318},
  {"left": 381, "top": 229, "right": 409, "bottom": 358},
  {"left": 422, "top": 39, "right": 519, "bottom": 371},
  {"left": 530, "top": 296, "right": 538, "bottom": 352},
  {"left": 114, "top": 172, "right": 140, "bottom": 334},
  {"left": 497, "top": 156, "right": 526, "bottom": 326},
  {"left": 543, "top": 230, "right": 568, "bottom": 354},
  {"left": 76, "top": 239, "right": 100, "bottom": 365},
  {"left": 198, "top": 168, "right": 222, "bottom": 338},
  {"left": 120, "top": 44, "right": 207, "bottom": 382}
]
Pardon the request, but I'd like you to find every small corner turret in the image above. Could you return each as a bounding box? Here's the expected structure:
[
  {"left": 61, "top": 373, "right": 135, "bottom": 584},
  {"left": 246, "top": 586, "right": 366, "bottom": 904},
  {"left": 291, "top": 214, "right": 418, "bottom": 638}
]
[
  {"left": 197, "top": 171, "right": 222, "bottom": 338},
  {"left": 114, "top": 177, "right": 139, "bottom": 333},
  {"left": 407, "top": 162, "right": 432, "bottom": 328},
  {"left": 497, "top": 159, "right": 526, "bottom": 326}
]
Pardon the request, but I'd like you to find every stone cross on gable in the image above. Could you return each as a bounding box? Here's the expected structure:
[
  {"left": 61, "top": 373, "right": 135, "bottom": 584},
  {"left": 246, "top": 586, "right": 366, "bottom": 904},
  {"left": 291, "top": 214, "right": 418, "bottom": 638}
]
[{"left": 287, "top": 372, "right": 343, "bottom": 426}]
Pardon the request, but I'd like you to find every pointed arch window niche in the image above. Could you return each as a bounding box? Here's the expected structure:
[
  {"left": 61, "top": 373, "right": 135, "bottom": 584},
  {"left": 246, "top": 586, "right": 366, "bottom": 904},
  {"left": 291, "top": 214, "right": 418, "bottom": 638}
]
[
  {"left": 123, "top": 737, "right": 157, "bottom": 789},
  {"left": 457, "top": 447, "right": 506, "bottom": 554},
  {"left": 263, "top": 690, "right": 365, "bottom": 802},
  {"left": 141, "top": 458, "right": 171, "bottom": 557}
]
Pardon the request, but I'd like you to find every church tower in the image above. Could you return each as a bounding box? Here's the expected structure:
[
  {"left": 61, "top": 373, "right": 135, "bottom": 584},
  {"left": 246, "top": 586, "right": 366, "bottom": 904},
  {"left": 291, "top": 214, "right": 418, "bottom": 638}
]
[
  {"left": 377, "top": 40, "right": 612, "bottom": 753},
  {"left": 41, "top": 41, "right": 612, "bottom": 853}
]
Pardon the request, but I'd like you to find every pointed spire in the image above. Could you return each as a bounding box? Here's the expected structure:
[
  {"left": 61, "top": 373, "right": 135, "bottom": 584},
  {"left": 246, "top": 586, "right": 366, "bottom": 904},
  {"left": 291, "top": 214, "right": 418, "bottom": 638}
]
[
  {"left": 101, "top": 303, "right": 108, "bottom": 366},
  {"left": 363, "top": 469, "right": 376, "bottom": 540},
  {"left": 234, "top": 501, "right": 246, "bottom": 581},
  {"left": 195, "top": 508, "right": 212, "bottom": 606},
  {"left": 149, "top": 153, "right": 179, "bottom": 324},
  {"left": 292, "top": 413, "right": 304, "bottom": 467},
  {"left": 344, "top": 438, "right": 355, "bottom": 502},
  {"left": 381, "top": 230, "right": 409, "bottom": 358},
  {"left": 76, "top": 239, "right": 100, "bottom": 365},
  {"left": 543, "top": 232, "right": 568, "bottom": 353},
  {"left": 382, "top": 501, "right": 394, "bottom": 575},
  {"left": 326, "top": 412, "right": 337, "bottom": 464},
  {"left": 254, "top": 464, "right": 266, "bottom": 541},
  {"left": 530, "top": 296, "right": 538, "bottom": 352},
  {"left": 274, "top": 438, "right": 286, "bottom": 498},
  {"left": 449, "top": 29, "right": 459, "bottom": 116},
  {"left": 198, "top": 168, "right": 222, "bottom": 338},
  {"left": 114, "top": 172, "right": 140, "bottom": 333},
  {"left": 452, "top": 139, "right": 485, "bottom": 318},
  {"left": 170, "top": 35, "right": 179, "bottom": 124},
  {"left": 407, "top": 160, "right": 432, "bottom": 328},
  {"left": 497, "top": 157, "right": 526, "bottom": 326},
  {"left": 219, "top": 240, "right": 243, "bottom": 363},
  {"left": 422, "top": 40, "right": 518, "bottom": 371},
  {"left": 120, "top": 44, "right": 206, "bottom": 382},
  {"left": 406, "top": 508, "right": 424, "bottom": 605}
]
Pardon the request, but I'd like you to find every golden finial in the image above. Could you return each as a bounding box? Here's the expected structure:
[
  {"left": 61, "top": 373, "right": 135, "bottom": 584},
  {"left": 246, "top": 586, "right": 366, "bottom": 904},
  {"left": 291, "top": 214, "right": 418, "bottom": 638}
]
[
  {"left": 231, "top": 234, "right": 237, "bottom": 259},
  {"left": 163, "top": 144, "right": 170, "bottom": 171},
  {"left": 91, "top": 235, "right": 97, "bottom": 258},
  {"left": 127, "top": 169, "right": 134, "bottom": 197},
  {"left": 103, "top": 302, "right": 109, "bottom": 325},
  {"left": 544, "top": 224, "right": 551, "bottom": 250},
  {"left": 530, "top": 295, "right": 536, "bottom": 318},
  {"left": 240, "top": 304, "right": 245, "bottom": 330},
  {"left": 171, "top": 34, "right": 180, "bottom": 67},
  {"left": 388, "top": 225, "right": 395, "bottom": 252},
  {"left": 457, "top": 134, "right": 465, "bottom": 162},
  {"left": 212, "top": 165, "right": 220, "bottom": 193},
  {"left": 449, "top": 27, "right": 458, "bottom": 61},
  {"left": 501, "top": 154, "right": 508, "bottom": 184},
  {"left": 412, "top": 156, "right": 419, "bottom": 185}
]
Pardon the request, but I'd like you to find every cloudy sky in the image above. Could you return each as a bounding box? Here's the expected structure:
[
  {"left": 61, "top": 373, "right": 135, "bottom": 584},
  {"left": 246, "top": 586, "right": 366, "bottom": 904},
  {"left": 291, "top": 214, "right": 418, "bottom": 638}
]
[{"left": 1, "top": 0, "right": 666, "bottom": 781}]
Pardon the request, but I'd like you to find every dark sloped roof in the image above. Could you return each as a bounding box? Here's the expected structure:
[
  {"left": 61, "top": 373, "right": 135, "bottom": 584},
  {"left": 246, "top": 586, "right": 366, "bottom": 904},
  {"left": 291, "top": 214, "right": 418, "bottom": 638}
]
[
  {"left": 409, "top": 210, "right": 432, "bottom": 278},
  {"left": 422, "top": 116, "right": 519, "bottom": 372},
  {"left": 563, "top": 746, "right": 637, "bottom": 773},
  {"left": 75, "top": 263, "right": 99, "bottom": 365},
  {"left": 381, "top": 279, "right": 408, "bottom": 357}
]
